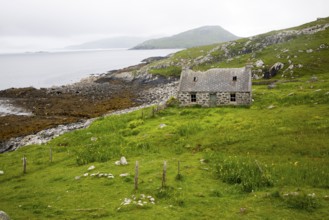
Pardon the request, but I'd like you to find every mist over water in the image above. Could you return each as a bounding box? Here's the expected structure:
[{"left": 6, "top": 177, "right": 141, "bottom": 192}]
[{"left": 0, "top": 49, "right": 180, "bottom": 90}]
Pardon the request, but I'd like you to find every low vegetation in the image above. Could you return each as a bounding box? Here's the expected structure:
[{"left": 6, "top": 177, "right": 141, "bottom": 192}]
[
  {"left": 1, "top": 17, "right": 329, "bottom": 219},
  {"left": 1, "top": 71, "right": 329, "bottom": 219},
  {"left": 148, "top": 17, "right": 329, "bottom": 78}
]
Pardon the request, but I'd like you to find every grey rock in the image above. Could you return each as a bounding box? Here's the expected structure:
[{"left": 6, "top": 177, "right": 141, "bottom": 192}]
[
  {"left": 0, "top": 211, "right": 10, "bottom": 220},
  {"left": 0, "top": 170, "right": 4, "bottom": 175},
  {"left": 255, "top": 60, "right": 264, "bottom": 68},
  {"left": 306, "top": 49, "right": 313, "bottom": 53},
  {"left": 310, "top": 75, "right": 318, "bottom": 82},
  {"left": 265, "top": 62, "right": 284, "bottom": 78},
  {"left": 88, "top": 165, "right": 95, "bottom": 171},
  {"left": 268, "top": 84, "right": 277, "bottom": 89},
  {"left": 159, "top": 124, "right": 167, "bottom": 128},
  {"left": 120, "top": 156, "right": 128, "bottom": 165}
]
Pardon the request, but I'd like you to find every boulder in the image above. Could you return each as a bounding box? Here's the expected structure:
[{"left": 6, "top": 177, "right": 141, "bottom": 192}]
[
  {"left": 268, "top": 84, "right": 277, "bottom": 89},
  {"left": 265, "top": 62, "right": 284, "bottom": 78},
  {"left": 120, "top": 156, "right": 128, "bottom": 165},
  {"left": 0, "top": 170, "right": 4, "bottom": 175},
  {"left": 0, "top": 211, "right": 10, "bottom": 220},
  {"left": 255, "top": 60, "right": 264, "bottom": 68},
  {"left": 159, "top": 123, "right": 167, "bottom": 129},
  {"left": 310, "top": 75, "right": 318, "bottom": 82},
  {"left": 87, "top": 165, "right": 95, "bottom": 171}
]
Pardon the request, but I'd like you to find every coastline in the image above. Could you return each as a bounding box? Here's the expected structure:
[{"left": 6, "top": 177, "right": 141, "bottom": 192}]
[{"left": 0, "top": 65, "right": 179, "bottom": 153}]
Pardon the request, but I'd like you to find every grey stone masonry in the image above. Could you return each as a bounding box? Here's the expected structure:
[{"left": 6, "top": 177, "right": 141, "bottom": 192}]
[
  {"left": 177, "top": 66, "right": 252, "bottom": 107},
  {"left": 178, "top": 92, "right": 251, "bottom": 106}
]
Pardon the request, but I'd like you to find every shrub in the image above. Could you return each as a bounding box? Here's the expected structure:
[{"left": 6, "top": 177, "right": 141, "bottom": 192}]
[
  {"left": 166, "top": 96, "right": 179, "bottom": 107},
  {"left": 127, "top": 119, "right": 144, "bottom": 129},
  {"left": 176, "top": 122, "right": 202, "bottom": 137},
  {"left": 212, "top": 155, "right": 273, "bottom": 192},
  {"left": 282, "top": 192, "right": 320, "bottom": 211},
  {"left": 75, "top": 144, "right": 121, "bottom": 165},
  {"left": 149, "top": 66, "right": 182, "bottom": 77}
]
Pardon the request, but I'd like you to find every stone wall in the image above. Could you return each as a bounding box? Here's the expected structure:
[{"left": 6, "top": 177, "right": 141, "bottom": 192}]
[
  {"left": 178, "top": 92, "right": 251, "bottom": 106},
  {"left": 236, "top": 92, "right": 252, "bottom": 105}
]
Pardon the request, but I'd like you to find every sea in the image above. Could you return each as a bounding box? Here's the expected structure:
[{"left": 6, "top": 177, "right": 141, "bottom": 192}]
[
  {"left": 0, "top": 49, "right": 181, "bottom": 90},
  {"left": 0, "top": 48, "right": 181, "bottom": 115}
]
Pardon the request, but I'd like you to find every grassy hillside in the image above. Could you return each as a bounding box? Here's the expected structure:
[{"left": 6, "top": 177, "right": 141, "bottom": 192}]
[
  {"left": 1, "top": 18, "right": 329, "bottom": 219},
  {"left": 132, "top": 26, "right": 239, "bottom": 49},
  {"left": 147, "top": 17, "right": 329, "bottom": 78},
  {"left": 1, "top": 71, "right": 329, "bottom": 219}
]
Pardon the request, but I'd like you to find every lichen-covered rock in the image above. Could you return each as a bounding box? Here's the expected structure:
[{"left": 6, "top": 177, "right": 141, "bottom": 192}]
[
  {"left": 0, "top": 211, "right": 10, "bottom": 220},
  {"left": 120, "top": 156, "right": 128, "bottom": 165},
  {"left": 255, "top": 60, "right": 264, "bottom": 68},
  {"left": 265, "top": 62, "right": 284, "bottom": 78}
]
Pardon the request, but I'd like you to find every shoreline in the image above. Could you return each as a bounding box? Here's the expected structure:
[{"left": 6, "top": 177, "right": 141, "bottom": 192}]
[
  {"left": 0, "top": 67, "right": 179, "bottom": 153},
  {"left": 0, "top": 98, "right": 33, "bottom": 116}
]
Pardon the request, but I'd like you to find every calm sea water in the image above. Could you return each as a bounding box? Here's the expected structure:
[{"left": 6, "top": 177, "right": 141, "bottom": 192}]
[{"left": 0, "top": 49, "right": 181, "bottom": 90}]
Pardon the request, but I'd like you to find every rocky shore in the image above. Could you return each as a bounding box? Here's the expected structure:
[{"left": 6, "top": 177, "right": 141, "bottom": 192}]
[{"left": 0, "top": 64, "right": 179, "bottom": 153}]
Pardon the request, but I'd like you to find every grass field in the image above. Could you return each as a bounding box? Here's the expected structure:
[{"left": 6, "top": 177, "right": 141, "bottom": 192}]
[{"left": 1, "top": 72, "right": 329, "bottom": 219}]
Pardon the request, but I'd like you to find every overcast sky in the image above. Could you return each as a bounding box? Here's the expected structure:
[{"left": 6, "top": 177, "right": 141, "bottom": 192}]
[{"left": 0, "top": 0, "right": 328, "bottom": 52}]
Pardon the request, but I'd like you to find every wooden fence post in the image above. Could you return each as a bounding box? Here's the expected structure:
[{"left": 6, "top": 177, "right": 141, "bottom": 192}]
[
  {"left": 162, "top": 161, "right": 167, "bottom": 188},
  {"left": 50, "top": 146, "right": 52, "bottom": 163},
  {"left": 135, "top": 161, "right": 139, "bottom": 190},
  {"left": 23, "top": 155, "right": 27, "bottom": 174}
]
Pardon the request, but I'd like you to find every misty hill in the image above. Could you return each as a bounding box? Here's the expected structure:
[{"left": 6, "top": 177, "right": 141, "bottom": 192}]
[
  {"left": 131, "top": 26, "right": 239, "bottom": 49},
  {"left": 65, "top": 36, "right": 150, "bottom": 50}
]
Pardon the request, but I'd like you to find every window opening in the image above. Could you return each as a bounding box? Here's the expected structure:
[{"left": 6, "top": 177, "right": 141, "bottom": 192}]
[
  {"left": 233, "top": 76, "right": 237, "bottom": 81},
  {"left": 191, "top": 94, "right": 197, "bottom": 102},
  {"left": 193, "top": 77, "right": 198, "bottom": 82},
  {"left": 230, "top": 93, "right": 236, "bottom": 102}
]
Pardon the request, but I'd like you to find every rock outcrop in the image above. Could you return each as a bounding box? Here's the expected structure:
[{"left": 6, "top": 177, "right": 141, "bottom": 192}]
[{"left": 0, "top": 211, "right": 10, "bottom": 220}]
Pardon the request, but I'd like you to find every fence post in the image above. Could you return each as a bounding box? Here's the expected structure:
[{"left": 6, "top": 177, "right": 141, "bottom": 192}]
[
  {"left": 50, "top": 146, "right": 52, "bottom": 163},
  {"left": 135, "top": 161, "right": 139, "bottom": 190},
  {"left": 23, "top": 155, "right": 27, "bottom": 174},
  {"left": 141, "top": 110, "right": 144, "bottom": 119},
  {"left": 162, "top": 161, "right": 167, "bottom": 188}
]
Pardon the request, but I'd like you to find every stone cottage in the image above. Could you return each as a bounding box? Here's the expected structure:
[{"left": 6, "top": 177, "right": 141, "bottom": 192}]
[{"left": 177, "top": 65, "right": 252, "bottom": 107}]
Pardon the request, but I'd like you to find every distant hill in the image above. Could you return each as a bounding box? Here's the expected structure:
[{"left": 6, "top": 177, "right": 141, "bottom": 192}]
[
  {"left": 65, "top": 36, "right": 150, "bottom": 50},
  {"left": 131, "top": 26, "right": 239, "bottom": 49}
]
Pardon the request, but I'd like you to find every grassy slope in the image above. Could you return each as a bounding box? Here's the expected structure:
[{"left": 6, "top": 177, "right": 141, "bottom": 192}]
[
  {"left": 1, "top": 18, "right": 329, "bottom": 219},
  {"left": 0, "top": 72, "right": 329, "bottom": 219},
  {"left": 149, "top": 17, "right": 329, "bottom": 77}
]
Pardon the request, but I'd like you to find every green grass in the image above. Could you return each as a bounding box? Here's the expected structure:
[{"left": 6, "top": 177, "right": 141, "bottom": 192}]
[
  {"left": 1, "top": 72, "right": 329, "bottom": 219},
  {"left": 148, "top": 16, "right": 329, "bottom": 79}
]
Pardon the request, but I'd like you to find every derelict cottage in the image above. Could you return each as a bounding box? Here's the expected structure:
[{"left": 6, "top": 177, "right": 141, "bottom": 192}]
[{"left": 177, "top": 65, "right": 252, "bottom": 107}]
